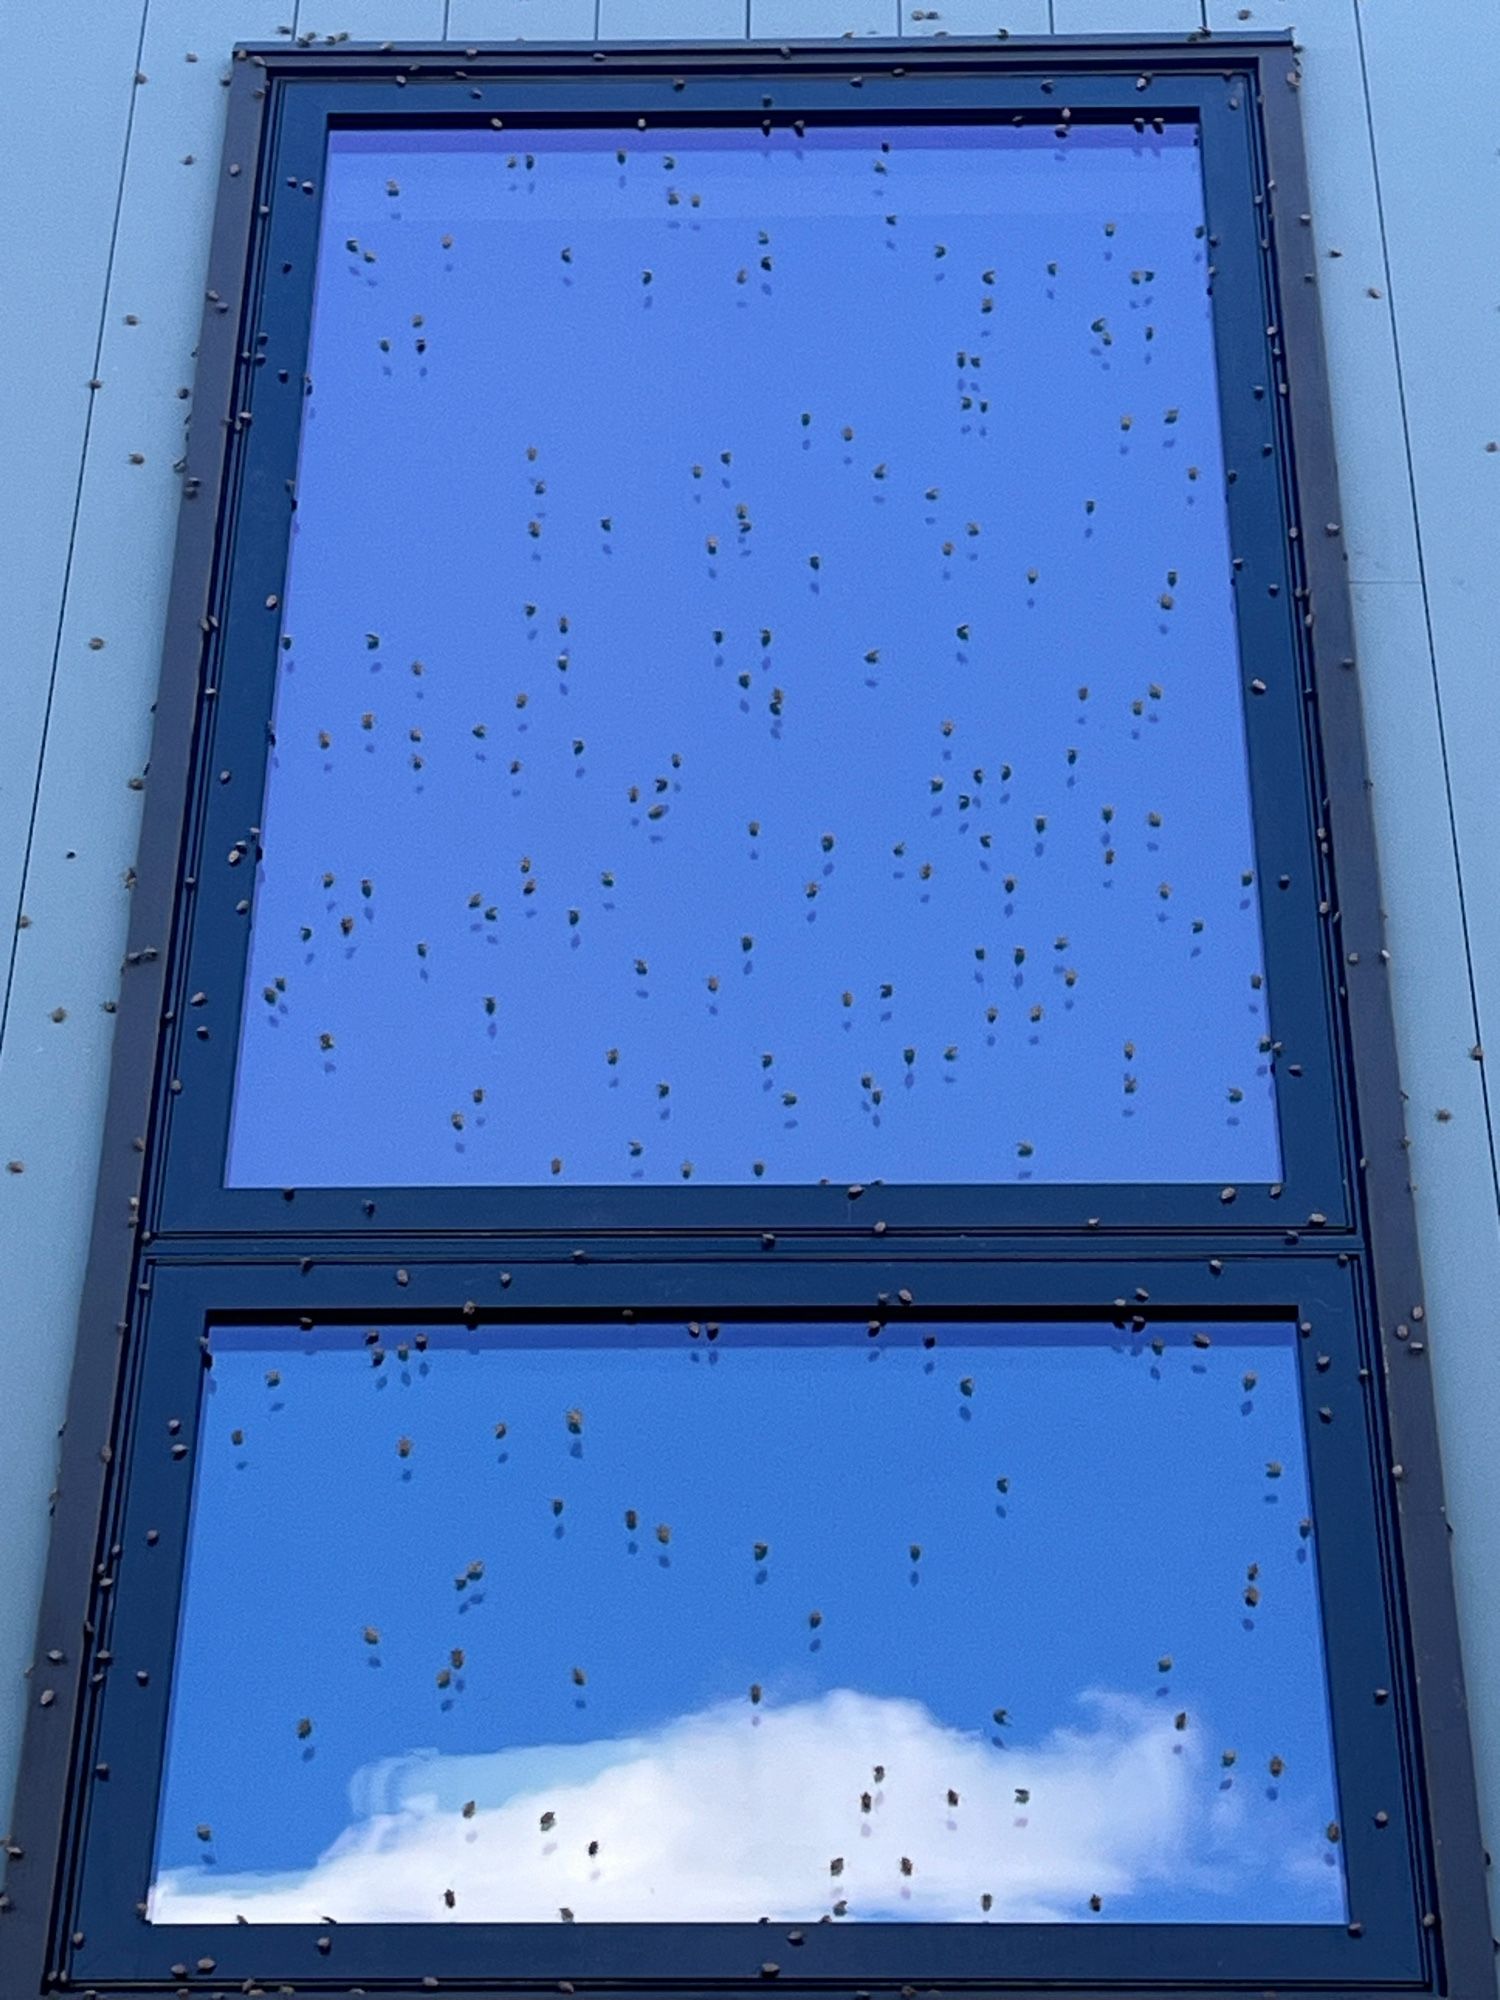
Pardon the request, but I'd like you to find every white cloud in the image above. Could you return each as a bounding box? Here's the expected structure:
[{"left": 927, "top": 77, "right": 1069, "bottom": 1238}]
[{"left": 149, "top": 1686, "right": 1261, "bottom": 1924}]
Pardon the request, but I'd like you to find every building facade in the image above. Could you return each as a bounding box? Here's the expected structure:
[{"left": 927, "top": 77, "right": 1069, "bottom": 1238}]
[{"left": 1, "top": 0, "right": 1497, "bottom": 1992}]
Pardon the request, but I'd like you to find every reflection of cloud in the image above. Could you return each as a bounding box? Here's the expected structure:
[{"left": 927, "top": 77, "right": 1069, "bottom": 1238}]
[{"left": 151, "top": 1688, "right": 1235, "bottom": 1924}]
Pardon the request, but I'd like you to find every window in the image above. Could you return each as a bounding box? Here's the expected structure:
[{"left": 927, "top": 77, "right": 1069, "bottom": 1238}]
[
  {"left": 230, "top": 116, "right": 1279, "bottom": 1193},
  {"left": 152, "top": 1310, "right": 1341, "bottom": 1927},
  {"left": 1, "top": 36, "right": 1489, "bottom": 2000}
]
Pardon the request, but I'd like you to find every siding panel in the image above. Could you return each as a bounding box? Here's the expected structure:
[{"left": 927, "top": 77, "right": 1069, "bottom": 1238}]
[
  {"left": 1352, "top": 577, "right": 1500, "bottom": 1932},
  {"left": 0, "top": 0, "right": 286, "bottom": 1842},
  {"left": 0, "top": 1, "right": 147, "bottom": 1032},
  {"left": 752, "top": 0, "right": 897, "bottom": 37},
  {"left": 1051, "top": 0, "right": 1202, "bottom": 31},
  {"left": 447, "top": 0, "right": 600, "bottom": 36},
  {"left": 1351, "top": 3, "right": 1500, "bottom": 1940},
  {"left": 293, "top": 0, "right": 447, "bottom": 36},
  {"left": 902, "top": 1, "right": 1050, "bottom": 32},
  {"left": 598, "top": 0, "right": 749, "bottom": 37},
  {"left": 1206, "top": 0, "right": 1422, "bottom": 585},
  {"left": 1356, "top": 0, "right": 1500, "bottom": 1182}
]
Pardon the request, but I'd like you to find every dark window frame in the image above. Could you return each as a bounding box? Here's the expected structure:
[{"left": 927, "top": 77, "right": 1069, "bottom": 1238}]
[
  {"left": 159, "top": 58, "right": 1348, "bottom": 1239},
  {"left": 0, "top": 34, "right": 1490, "bottom": 2000},
  {"left": 62, "top": 1259, "right": 1431, "bottom": 1990}
]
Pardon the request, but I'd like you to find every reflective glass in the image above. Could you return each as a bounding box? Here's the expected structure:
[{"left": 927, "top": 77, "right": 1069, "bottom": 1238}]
[
  {"left": 151, "top": 1318, "right": 1341, "bottom": 1924},
  {"left": 228, "top": 121, "right": 1280, "bottom": 1188}
]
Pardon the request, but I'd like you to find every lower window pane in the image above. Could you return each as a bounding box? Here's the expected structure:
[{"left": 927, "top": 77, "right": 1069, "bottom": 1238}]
[{"left": 150, "top": 1318, "right": 1343, "bottom": 1925}]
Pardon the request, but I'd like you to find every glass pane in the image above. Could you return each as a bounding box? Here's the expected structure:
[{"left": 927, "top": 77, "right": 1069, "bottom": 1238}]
[
  {"left": 150, "top": 1318, "right": 1341, "bottom": 1924},
  {"left": 228, "top": 120, "right": 1280, "bottom": 1188}
]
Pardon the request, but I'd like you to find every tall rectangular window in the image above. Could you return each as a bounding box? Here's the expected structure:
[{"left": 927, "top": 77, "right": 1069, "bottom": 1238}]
[{"left": 231, "top": 121, "right": 1277, "bottom": 1189}]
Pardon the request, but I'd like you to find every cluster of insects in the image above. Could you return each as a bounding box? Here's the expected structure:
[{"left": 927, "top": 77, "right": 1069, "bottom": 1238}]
[
  {"left": 162, "top": 1313, "right": 1328, "bottom": 1924},
  {"left": 233, "top": 120, "right": 1277, "bottom": 1192}
]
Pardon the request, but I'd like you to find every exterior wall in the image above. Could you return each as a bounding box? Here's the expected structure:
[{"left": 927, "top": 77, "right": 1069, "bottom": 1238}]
[{"left": 2, "top": 0, "right": 1495, "bottom": 1955}]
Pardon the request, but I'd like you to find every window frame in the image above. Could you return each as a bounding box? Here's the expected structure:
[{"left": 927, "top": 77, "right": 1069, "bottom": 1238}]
[
  {"left": 158, "top": 56, "right": 1349, "bottom": 1237},
  {"left": 0, "top": 34, "right": 1490, "bottom": 2000},
  {"left": 68, "top": 1258, "right": 1422, "bottom": 1990}
]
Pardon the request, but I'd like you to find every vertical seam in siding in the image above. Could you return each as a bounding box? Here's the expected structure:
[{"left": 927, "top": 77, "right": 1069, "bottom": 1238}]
[
  {"left": 0, "top": 0, "right": 152, "bottom": 1050},
  {"left": 1351, "top": 1, "right": 1500, "bottom": 1214}
]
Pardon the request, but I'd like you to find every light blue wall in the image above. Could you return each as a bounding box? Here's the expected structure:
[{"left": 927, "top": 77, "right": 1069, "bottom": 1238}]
[{"left": 2, "top": 0, "right": 1496, "bottom": 1958}]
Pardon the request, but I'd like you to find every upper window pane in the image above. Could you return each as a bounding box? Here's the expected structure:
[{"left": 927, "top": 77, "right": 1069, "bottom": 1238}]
[
  {"left": 228, "top": 120, "right": 1279, "bottom": 1189},
  {"left": 150, "top": 1317, "right": 1338, "bottom": 1924}
]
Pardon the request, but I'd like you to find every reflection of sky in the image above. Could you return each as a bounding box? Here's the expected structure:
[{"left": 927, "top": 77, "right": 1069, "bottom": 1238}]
[
  {"left": 151, "top": 1321, "right": 1343, "bottom": 1924},
  {"left": 228, "top": 121, "right": 1279, "bottom": 1189}
]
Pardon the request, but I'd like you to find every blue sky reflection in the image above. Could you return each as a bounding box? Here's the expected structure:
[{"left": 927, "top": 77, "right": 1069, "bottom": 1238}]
[
  {"left": 150, "top": 1320, "right": 1343, "bottom": 1924},
  {"left": 228, "top": 120, "right": 1279, "bottom": 1188}
]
